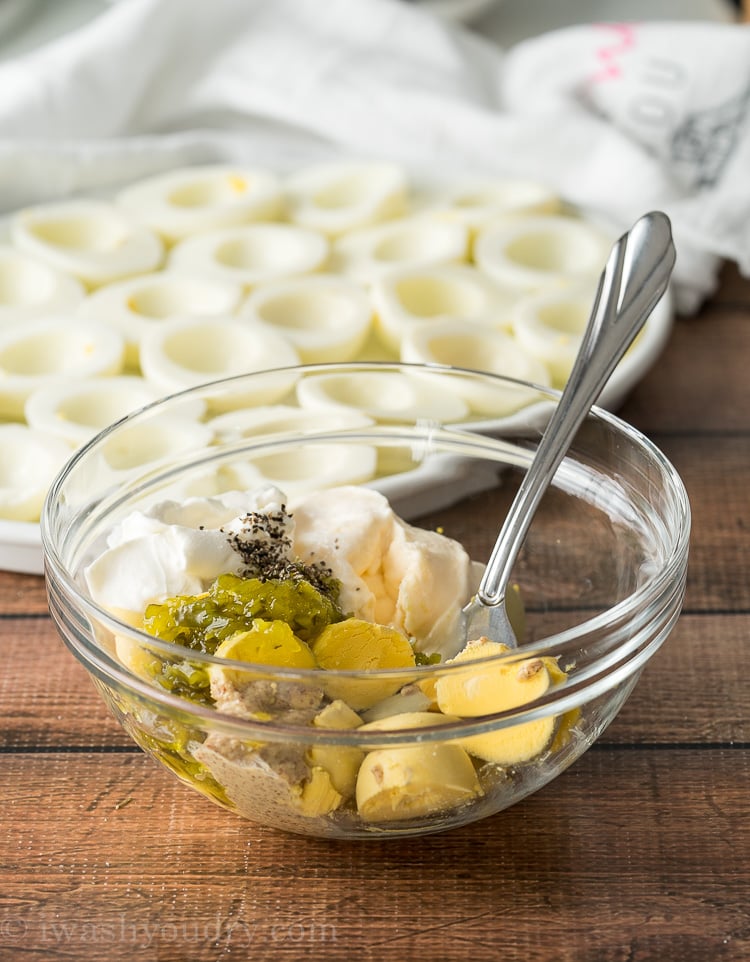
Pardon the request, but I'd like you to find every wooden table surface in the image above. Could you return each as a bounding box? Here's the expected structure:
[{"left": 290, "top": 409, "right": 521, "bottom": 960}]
[{"left": 1, "top": 265, "right": 748, "bottom": 962}]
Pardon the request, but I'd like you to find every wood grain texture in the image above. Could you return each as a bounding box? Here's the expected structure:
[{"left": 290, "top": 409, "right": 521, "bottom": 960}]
[
  {"left": 1, "top": 751, "right": 748, "bottom": 962},
  {"left": 620, "top": 270, "right": 750, "bottom": 436},
  {"left": 0, "top": 572, "right": 47, "bottom": 614},
  {"left": 1, "top": 264, "right": 749, "bottom": 962},
  {"left": 656, "top": 436, "right": 750, "bottom": 611}
]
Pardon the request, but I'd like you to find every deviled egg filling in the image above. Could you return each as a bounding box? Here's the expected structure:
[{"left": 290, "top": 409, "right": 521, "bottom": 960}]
[{"left": 85, "top": 485, "right": 567, "bottom": 828}]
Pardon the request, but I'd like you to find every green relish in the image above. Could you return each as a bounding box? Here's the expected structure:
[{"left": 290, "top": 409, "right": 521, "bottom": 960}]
[{"left": 143, "top": 572, "right": 345, "bottom": 655}]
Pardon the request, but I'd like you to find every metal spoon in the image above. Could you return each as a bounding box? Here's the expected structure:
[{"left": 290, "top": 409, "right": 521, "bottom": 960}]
[{"left": 461, "top": 210, "right": 676, "bottom": 648}]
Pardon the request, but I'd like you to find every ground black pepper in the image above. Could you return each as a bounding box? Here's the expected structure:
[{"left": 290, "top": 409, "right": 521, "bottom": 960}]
[{"left": 221, "top": 505, "right": 336, "bottom": 598}]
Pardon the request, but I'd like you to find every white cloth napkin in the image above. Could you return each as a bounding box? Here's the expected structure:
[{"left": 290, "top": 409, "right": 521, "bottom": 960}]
[{"left": 1, "top": 0, "right": 748, "bottom": 312}]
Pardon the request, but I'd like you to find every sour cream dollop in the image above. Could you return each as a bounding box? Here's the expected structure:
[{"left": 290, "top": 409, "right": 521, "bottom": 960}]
[{"left": 84, "top": 485, "right": 476, "bottom": 657}]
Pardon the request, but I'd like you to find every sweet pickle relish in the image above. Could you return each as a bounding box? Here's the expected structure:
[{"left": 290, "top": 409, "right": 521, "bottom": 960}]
[{"left": 143, "top": 571, "right": 346, "bottom": 654}]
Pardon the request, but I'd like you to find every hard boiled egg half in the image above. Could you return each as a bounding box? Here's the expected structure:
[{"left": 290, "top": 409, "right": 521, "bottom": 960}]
[
  {"left": 400, "top": 319, "right": 550, "bottom": 416},
  {"left": 0, "top": 245, "right": 84, "bottom": 324},
  {"left": 474, "top": 215, "right": 611, "bottom": 292},
  {"left": 10, "top": 200, "right": 163, "bottom": 288},
  {"left": 371, "top": 263, "right": 517, "bottom": 354},
  {"left": 139, "top": 315, "right": 300, "bottom": 409},
  {"left": 428, "top": 178, "right": 561, "bottom": 233},
  {"left": 168, "top": 223, "right": 329, "bottom": 290},
  {"left": 239, "top": 273, "right": 372, "bottom": 363},
  {"left": 331, "top": 215, "right": 469, "bottom": 284},
  {"left": 0, "top": 317, "right": 125, "bottom": 419},
  {"left": 296, "top": 368, "right": 468, "bottom": 423},
  {"left": 511, "top": 285, "right": 597, "bottom": 387},
  {"left": 117, "top": 165, "right": 284, "bottom": 243},
  {"left": 0, "top": 424, "right": 74, "bottom": 522},
  {"left": 77, "top": 271, "right": 244, "bottom": 369},
  {"left": 284, "top": 160, "right": 408, "bottom": 237},
  {"left": 210, "top": 404, "right": 373, "bottom": 443},
  {"left": 24, "top": 375, "right": 164, "bottom": 447}
]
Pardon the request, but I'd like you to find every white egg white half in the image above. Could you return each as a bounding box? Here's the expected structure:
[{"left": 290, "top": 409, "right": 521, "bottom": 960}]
[
  {"left": 10, "top": 200, "right": 164, "bottom": 288},
  {"left": 24, "top": 375, "right": 165, "bottom": 447},
  {"left": 227, "top": 440, "right": 379, "bottom": 499},
  {"left": 239, "top": 273, "right": 373, "bottom": 363},
  {"left": 511, "top": 286, "right": 598, "bottom": 387},
  {"left": 78, "top": 271, "right": 244, "bottom": 368},
  {"left": 0, "top": 317, "right": 125, "bottom": 419},
  {"left": 474, "top": 215, "right": 611, "bottom": 292},
  {"left": 427, "top": 178, "right": 561, "bottom": 232},
  {"left": 117, "top": 165, "right": 284, "bottom": 243},
  {"left": 285, "top": 160, "right": 408, "bottom": 237},
  {"left": 0, "top": 424, "right": 74, "bottom": 522},
  {"left": 330, "top": 214, "right": 469, "bottom": 284},
  {"left": 210, "top": 403, "right": 374, "bottom": 442},
  {"left": 400, "top": 318, "right": 550, "bottom": 415},
  {"left": 295, "top": 368, "right": 469, "bottom": 423},
  {"left": 97, "top": 414, "right": 215, "bottom": 474},
  {"left": 0, "top": 245, "right": 85, "bottom": 325},
  {"left": 139, "top": 315, "right": 300, "bottom": 408},
  {"left": 371, "top": 263, "right": 518, "bottom": 354},
  {"left": 168, "top": 223, "right": 329, "bottom": 290}
]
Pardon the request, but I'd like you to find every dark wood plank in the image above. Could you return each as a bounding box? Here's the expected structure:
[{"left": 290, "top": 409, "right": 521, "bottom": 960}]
[
  {"left": 699, "top": 261, "right": 750, "bottom": 309},
  {"left": 0, "top": 570, "right": 47, "bottom": 614},
  {"left": 605, "top": 612, "right": 750, "bottom": 745},
  {"left": 0, "top": 617, "right": 129, "bottom": 750},
  {"left": 0, "top": 750, "right": 747, "bottom": 962},
  {"left": 657, "top": 435, "right": 750, "bottom": 612},
  {"left": 620, "top": 310, "right": 750, "bottom": 435}
]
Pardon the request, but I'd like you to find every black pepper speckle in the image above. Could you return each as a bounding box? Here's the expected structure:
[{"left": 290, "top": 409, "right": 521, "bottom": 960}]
[{"left": 221, "top": 505, "right": 336, "bottom": 598}]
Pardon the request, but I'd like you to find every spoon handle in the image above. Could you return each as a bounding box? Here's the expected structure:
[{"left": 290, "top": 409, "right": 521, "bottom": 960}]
[{"left": 477, "top": 210, "right": 676, "bottom": 607}]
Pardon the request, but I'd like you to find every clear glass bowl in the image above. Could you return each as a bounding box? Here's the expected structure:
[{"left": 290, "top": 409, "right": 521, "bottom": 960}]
[{"left": 41, "top": 363, "right": 690, "bottom": 839}]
